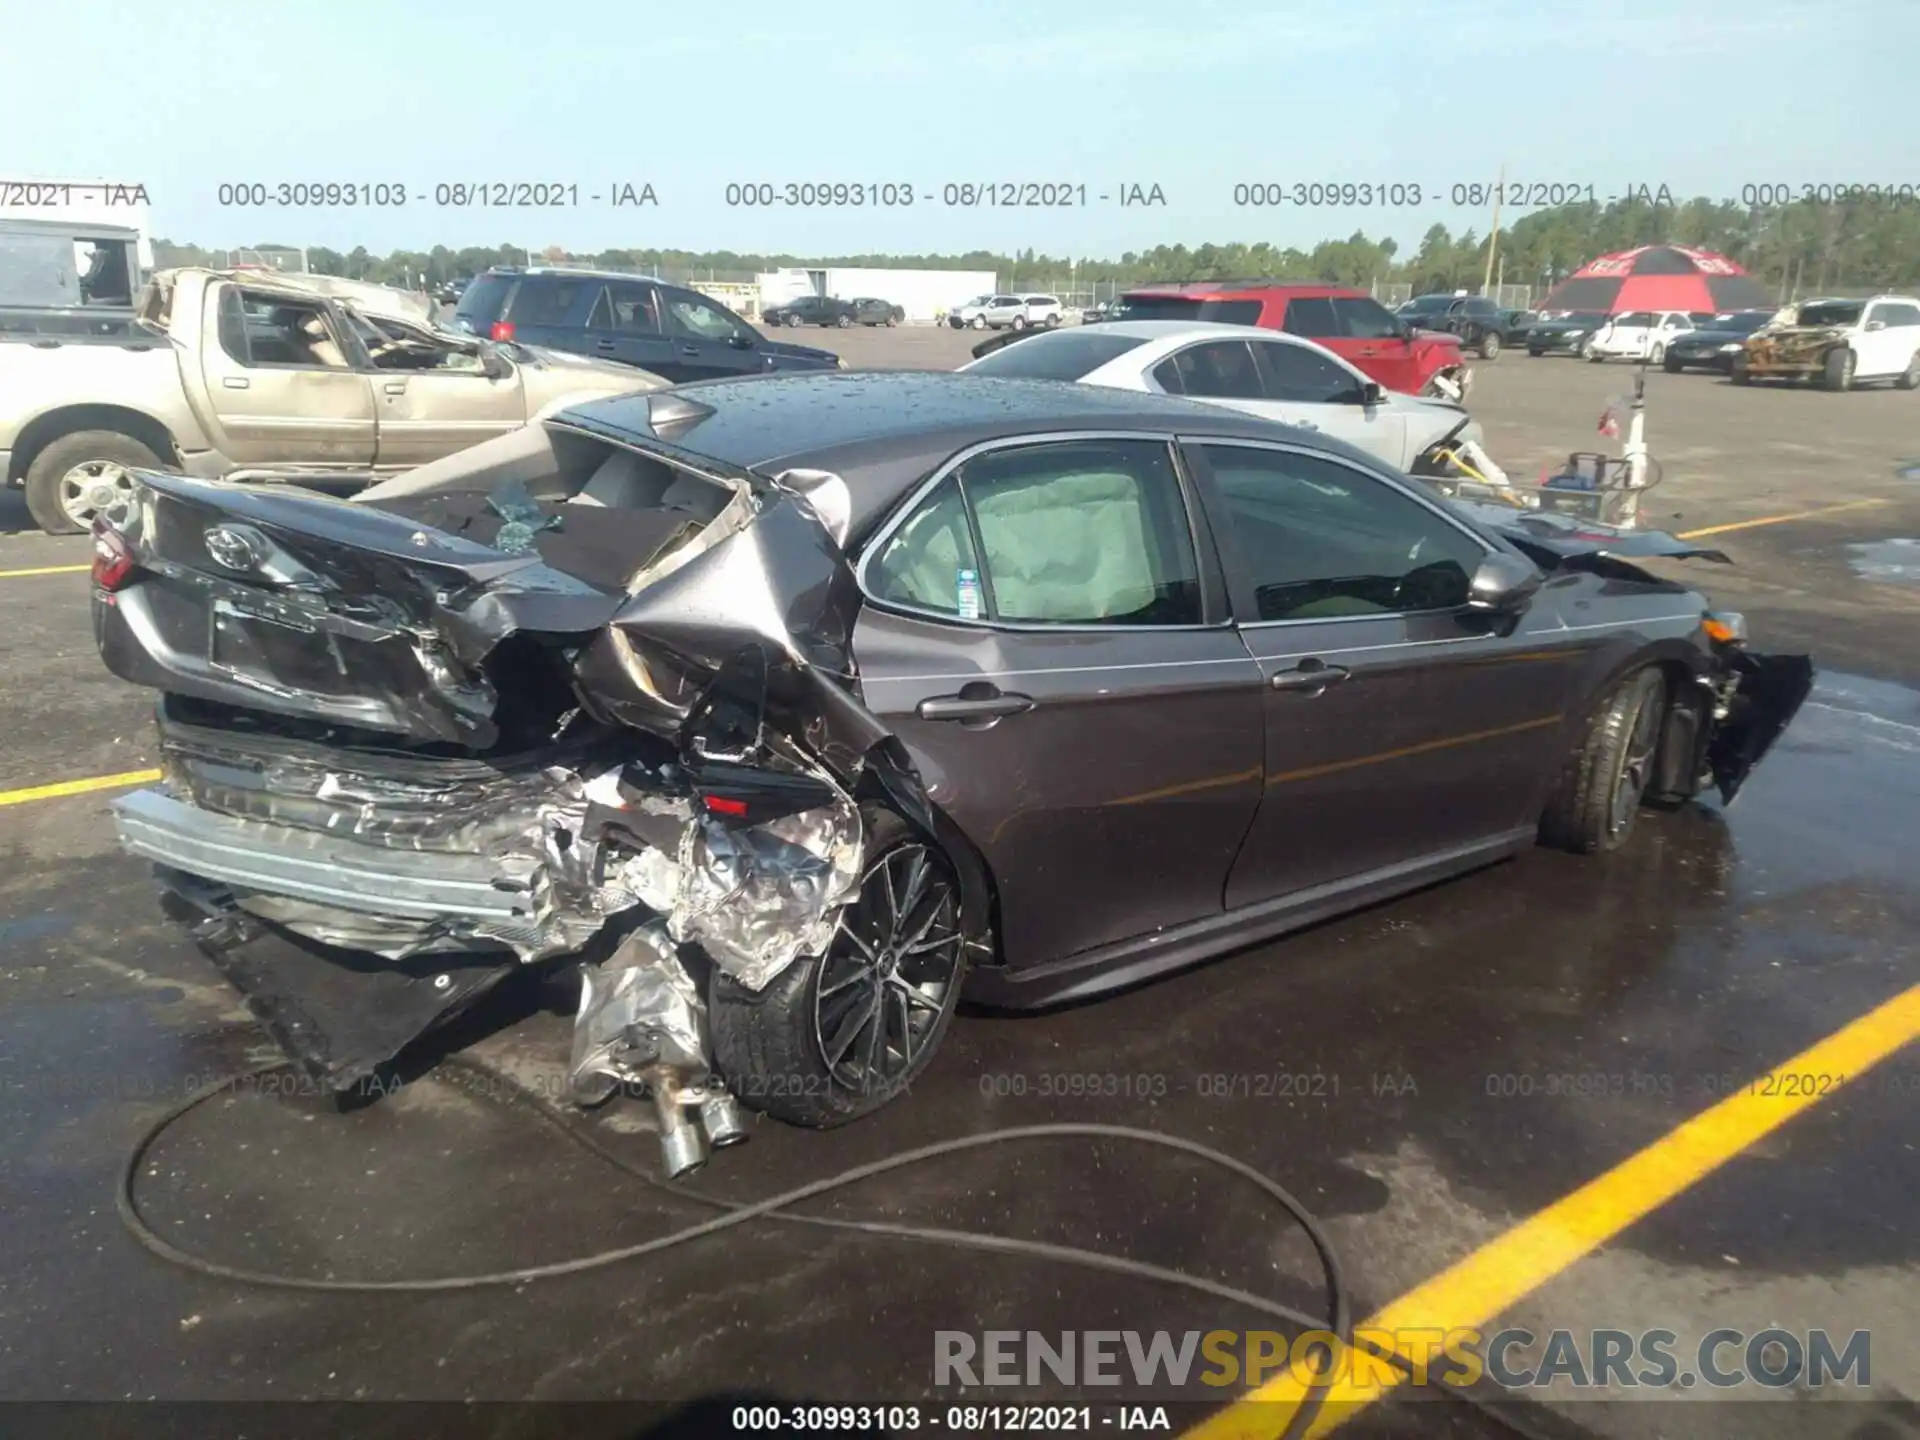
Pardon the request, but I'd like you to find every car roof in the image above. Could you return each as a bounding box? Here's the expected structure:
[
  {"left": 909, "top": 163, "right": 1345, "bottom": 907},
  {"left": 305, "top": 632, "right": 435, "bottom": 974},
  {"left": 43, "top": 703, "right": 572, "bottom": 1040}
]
[
  {"left": 486, "top": 266, "right": 685, "bottom": 285},
  {"left": 1055, "top": 319, "right": 1316, "bottom": 343},
  {"left": 558, "top": 370, "right": 1332, "bottom": 533}
]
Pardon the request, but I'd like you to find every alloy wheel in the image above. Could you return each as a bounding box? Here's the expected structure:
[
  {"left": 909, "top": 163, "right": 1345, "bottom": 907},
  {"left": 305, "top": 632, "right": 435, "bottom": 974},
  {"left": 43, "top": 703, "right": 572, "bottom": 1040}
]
[
  {"left": 812, "top": 843, "right": 962, "bottom": 1092},
  {"left": 1606, "top": 685, "right": 1663, "bottom": 840},
  {"left": 59, "top": 460, "right": 135, "bottom": 529}
]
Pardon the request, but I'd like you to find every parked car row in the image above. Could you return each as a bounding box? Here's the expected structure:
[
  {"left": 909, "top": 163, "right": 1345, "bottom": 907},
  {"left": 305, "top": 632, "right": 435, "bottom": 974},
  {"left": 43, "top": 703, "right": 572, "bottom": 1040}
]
[
  {"left": 947, "top": 293, "right": 1065, "bottom": 330},
  {"left": 959, "top": 319, "right": 1498, "bottom": 479},
  {"left": 762, "top": 293, "right": 904, "bottom": 328},
  {"left": 1394, "top": 293, "right": 1531, "bottom": 360},
  {"left": 1517, "top": 297, "right": 1920, "bottom": 391},
  {"left": 1108, "top": 282, "right": 1475, "bottom": 400}
]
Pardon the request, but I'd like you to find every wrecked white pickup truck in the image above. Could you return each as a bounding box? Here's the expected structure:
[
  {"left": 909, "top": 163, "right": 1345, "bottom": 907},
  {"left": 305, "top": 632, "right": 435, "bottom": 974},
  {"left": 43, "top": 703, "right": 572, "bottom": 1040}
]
[
  {"left": 2, "top": 266, "right": 660, "bottom": 534},
  {"left": 92, "top": 372, "right": 1812, "bottom": 1177}
]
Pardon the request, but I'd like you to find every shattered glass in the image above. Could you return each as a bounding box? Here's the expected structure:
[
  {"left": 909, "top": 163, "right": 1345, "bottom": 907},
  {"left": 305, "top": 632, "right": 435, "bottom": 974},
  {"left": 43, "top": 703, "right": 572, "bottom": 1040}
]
[{"left": 486, "top": 479, "right": 563, "bottom": 554}]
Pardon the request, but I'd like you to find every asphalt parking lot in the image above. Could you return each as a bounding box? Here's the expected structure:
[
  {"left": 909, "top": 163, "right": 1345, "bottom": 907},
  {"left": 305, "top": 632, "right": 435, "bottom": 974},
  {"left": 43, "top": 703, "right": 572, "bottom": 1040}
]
[{"left": 2, "top": 334, "right": 1918, "bottom": 1440}]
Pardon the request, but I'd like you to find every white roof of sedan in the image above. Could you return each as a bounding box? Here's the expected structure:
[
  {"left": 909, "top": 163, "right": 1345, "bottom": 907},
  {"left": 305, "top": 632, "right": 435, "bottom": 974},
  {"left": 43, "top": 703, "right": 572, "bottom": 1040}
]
[{"left": 1078, "top": 319, "right": 1301, "bottom": 340}]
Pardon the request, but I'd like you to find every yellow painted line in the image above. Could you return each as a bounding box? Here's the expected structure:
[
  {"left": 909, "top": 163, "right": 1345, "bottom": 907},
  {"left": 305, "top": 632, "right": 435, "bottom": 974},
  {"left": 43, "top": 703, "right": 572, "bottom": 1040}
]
[
  {"left": 1182, "top": 982, "right": 1920, "bottom": 1440},
  {"left": 1677, "top": 497, "right": 1889, "bottom": 540},
  {"left": 0, "top": 768, "right": 162, "bottom": 808},
  {"left": 1266, "top": 715, "right": 1562, "bottom": 787},
  {"left": 0, "top": 563, "right": 90, "bottom": 579}
]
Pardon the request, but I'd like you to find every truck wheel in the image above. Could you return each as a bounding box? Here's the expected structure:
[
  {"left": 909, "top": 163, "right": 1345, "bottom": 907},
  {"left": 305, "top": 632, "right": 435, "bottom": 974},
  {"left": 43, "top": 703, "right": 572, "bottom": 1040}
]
[
  {"left": 1477, "top": 329, "right": 1501, "bottom": 360},
  {"left": 1822, "top": 348, "right": 1854, "bottom": 391},
  {"left": 24, "top": 430, "right": 165, "bottom": 536},
  {"left": 1538, "top": 667, "right": 1668, "bottom": 856},
  {"left": 707, "top": 805, "right": 970, "bottom": 1128}
]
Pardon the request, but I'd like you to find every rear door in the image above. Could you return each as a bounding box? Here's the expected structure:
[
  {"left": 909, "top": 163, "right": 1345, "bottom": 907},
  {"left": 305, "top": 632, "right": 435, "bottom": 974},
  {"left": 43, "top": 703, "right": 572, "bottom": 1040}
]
[
  {"left": 1182, "top": 438, "right": 1584, "bottom": 907},
  {"left": 199, "top": 286, "right": 377, "bottom": 465},
  {"left": 850, "top": 434, "right": 1266, "bottom": 970},
  {"left": 586, "top": 279, "right": 682, "bottom": 376},
  {"left": 657, "top": 285, "right": 766, "bottom": 379}
]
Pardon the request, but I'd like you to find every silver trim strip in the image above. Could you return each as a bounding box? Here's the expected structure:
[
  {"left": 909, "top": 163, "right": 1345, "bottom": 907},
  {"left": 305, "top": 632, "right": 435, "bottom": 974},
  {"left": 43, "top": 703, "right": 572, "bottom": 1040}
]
[{"left": 112, "top": 789, "right": 535, "bottom": 922}]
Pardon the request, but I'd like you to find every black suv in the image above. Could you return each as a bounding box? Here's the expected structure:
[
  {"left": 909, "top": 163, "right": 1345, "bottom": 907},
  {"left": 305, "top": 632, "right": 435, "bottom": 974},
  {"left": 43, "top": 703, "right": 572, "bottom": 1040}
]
[
  {"left": 762, "top": 293, "right": 859, "bottom": 328},
  {"left": 1397, "top": 293, "right": 1509, "bottom": 359},
  {"left": 452, "top": 268, "right": 841, "bottom": 381}
]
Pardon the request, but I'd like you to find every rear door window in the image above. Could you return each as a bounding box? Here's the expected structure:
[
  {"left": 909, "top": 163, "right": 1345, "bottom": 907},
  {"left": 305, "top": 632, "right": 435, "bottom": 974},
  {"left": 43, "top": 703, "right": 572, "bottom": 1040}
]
[
  {"left": 453, "top": 272, "right": 518, "bottom": 325},
  {"left": 868, "top": 440, "right": 1202, "bottom": 626},
  {"left": 1155, "top": 341, "right": 1265, "bottom": 400},
  {"left": 1252, "top": 342, "right": 1360, "bottom": 403}
]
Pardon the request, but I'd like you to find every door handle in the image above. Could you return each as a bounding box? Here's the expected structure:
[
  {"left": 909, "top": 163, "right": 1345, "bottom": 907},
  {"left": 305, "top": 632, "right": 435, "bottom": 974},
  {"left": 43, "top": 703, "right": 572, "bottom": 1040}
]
[
  {"left": 1269, "top": 660, "right": 1349, "bottom": 694},
  {"left": 222, "top": 376, "right": 249, "bottom": 389},
  {"left": 1356, "top": 347, "right": 1378, "bottom": 357},
  {"left": 382, "top": 380, "right": 407, "bottom": 394},
  {"left": 594, "top": 339, "right": 617, "bottom": 351},
  {"left": 680, "top": 344, "right": 700, "bottom": 356},
  {"left": 916, "top": 692, "right": 1035, "bottom": 721}
]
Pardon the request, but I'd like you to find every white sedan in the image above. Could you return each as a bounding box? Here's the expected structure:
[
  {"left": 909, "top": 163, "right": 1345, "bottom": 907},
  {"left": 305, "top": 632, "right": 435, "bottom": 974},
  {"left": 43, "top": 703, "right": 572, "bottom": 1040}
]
[
  {"left": 1585, "top": 309, "right": 1714, "bottom": 364},
  {"left": 958, "top": 320, "right": 1504, "bottom": 479}
]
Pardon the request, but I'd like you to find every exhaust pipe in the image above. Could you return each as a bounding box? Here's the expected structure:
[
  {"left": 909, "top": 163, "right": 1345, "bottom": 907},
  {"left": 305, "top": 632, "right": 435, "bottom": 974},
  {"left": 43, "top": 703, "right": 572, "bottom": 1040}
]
[
  {"left": 698, "top": 1089, "right": 751, "bottom": 1147},
  {"left": 645, "top": 1066, "right": 709, "bottom": 1178}
]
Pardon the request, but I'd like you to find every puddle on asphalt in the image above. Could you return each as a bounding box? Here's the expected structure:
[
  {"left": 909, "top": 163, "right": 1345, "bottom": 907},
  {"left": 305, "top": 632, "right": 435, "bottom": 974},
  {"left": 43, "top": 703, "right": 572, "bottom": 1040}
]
[{"left": 1848, "top": 538, "right": 1920, "bottom": 583}]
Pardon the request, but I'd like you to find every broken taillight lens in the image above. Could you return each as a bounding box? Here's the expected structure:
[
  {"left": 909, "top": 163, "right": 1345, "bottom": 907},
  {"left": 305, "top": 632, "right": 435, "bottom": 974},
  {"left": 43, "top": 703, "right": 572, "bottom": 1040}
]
[
  {"left": 489, "top": 321, "right": 515, "bottom": 341},
  {"left": 91, "top": 520, "right": 136, "bottom": 592}
]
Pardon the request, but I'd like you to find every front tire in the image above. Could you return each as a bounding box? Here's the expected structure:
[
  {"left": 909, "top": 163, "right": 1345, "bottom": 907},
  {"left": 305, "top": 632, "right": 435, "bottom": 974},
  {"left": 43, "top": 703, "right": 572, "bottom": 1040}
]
[
  {"left": 1477, "top": 329, "right": 1501, "bottom": 360},
  {"left": 836, "top": 314, "right": 852, "bottom": 328},
  {"left": 787, "top": 314, "right": 804, "bottom": 328},
  {"left": 1648, "top": 342, "right": 1666, "bottom": 364},
  {"left": 1663, "top": 355, "right": 1684, "bottom": 374},
  {"left": 1528, "top": 346, "right": 1544, "bottom": 358},
  {"left": 1539, "top": 667, "right": 1668, "bottom": 855},
  {"left": 708, "top": 806, "right": 969, "bottom": 1128},
  {"left": 24, "top": 429, "right": 165, "bottom": 536},
  {"left": 1822, "top": 347, "right": 1854, "bottom": 391},
  {"left": 969, "top": 315, "right": 986, "bottom": 329},
  {"left": 1011, "top": 315, "right": 1028, "bottom": 331}
]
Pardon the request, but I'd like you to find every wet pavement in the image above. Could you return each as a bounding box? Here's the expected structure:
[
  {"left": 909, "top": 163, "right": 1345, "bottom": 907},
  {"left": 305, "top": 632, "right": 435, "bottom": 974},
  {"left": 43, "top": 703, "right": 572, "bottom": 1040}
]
[{"left": 2, "top": 354, "right": 1918, "bottom": 1440}]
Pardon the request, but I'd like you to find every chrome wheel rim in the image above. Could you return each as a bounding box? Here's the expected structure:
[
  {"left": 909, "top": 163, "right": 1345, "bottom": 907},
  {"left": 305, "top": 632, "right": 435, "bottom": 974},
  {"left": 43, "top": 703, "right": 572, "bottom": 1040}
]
[
  {"left": 812, "top": 843, "right": 961, "bottom": 1091},
  {"left": 1607, "top": 686, "right": 1663, "bottom": 839},
  {"left": 59, "top": 460, "right": 135, "bottom": 528}
]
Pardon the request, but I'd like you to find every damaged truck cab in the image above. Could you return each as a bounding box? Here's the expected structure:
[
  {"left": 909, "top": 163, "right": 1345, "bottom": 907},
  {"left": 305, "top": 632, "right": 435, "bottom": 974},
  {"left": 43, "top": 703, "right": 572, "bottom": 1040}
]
[{"left": 92, "top": 372, "right": 1812, "bottom": 1176}]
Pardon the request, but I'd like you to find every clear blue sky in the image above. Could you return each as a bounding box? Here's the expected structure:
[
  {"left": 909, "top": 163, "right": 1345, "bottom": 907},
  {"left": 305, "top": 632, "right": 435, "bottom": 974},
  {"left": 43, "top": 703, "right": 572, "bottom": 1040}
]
[{"left": 3, "top": 0, "right": 1912, "bottom": 258}]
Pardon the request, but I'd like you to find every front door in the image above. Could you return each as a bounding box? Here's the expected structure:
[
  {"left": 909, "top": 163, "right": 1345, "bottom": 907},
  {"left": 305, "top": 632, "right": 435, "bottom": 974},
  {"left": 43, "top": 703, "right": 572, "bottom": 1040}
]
[
  {"left": 369, "top": 363, "right": 521, "bottom": 468},
  {"left": 850, "top": 434, "right": 1266, "bottom": 970},
  {"left": 1182, "top": 439, "right": 1583, "bottom": 908},
  {"left": 199, "top": 287, "right": 377, "bottom": 466},
  {"left": 658, "top": 286, "right": 765, "bottom": 379}
]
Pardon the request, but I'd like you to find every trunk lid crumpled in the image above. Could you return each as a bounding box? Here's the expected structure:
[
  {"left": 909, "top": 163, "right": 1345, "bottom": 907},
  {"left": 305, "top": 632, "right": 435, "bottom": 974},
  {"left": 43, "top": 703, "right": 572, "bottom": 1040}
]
[{"left": 97, "top": 440, "right": 904, "bottom": 1093}]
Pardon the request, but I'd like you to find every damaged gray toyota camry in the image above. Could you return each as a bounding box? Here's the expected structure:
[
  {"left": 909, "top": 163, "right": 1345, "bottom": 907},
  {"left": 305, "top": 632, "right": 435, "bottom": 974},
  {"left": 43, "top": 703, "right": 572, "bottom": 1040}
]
[{"left": 91, "top": 371, "right": 1811, "bottom": 1175}]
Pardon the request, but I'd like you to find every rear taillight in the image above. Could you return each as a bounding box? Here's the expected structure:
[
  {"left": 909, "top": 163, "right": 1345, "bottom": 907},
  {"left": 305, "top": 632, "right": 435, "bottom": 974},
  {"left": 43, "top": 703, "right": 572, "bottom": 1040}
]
[
  {"left": 91, "top": 520, "right": 136, "bottom": 592},
  {"left": 489, "top": 321, "right": 515, "bottom": 341}
]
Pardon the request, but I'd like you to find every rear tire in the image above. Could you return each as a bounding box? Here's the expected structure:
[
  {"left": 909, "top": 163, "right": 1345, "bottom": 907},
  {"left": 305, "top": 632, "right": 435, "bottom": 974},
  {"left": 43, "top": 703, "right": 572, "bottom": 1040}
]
[
  {"left": 1822, "top": 347, "right": 1854, "bottom": 391},
  {"left": 1539, "top": 667, "right": 1668, "bottom": 855},
  {"left": 836, "top": 314, "right": 852, "bottom": 328},
  {"left": 1897, "top": 352, "right": 1920, "bottom": 390},
  {"left": 707, "top": 806, "right": 969, "bottom": 1128},
  {"left": 24, "top": 429, "right": 166, "bottom": 536},
  {"left": 1528, "top": 346, "right": 1544, "bottom": 358},
  {"left": 1731, "top": 361, "right": 1752, "bottom": 385},
  {"left": 1477, "top": 329, "right": 1501, "bottom": 360}
]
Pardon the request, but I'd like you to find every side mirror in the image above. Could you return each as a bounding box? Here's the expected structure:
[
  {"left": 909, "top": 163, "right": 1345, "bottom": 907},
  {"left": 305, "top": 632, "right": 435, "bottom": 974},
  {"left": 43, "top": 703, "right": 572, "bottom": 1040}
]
[
  {"left": 1355, "top": 381, "right": 1385, "bottom": 406},
  {"left": 728, "top": 332, "right": 756, "bottom": 349},
  {"left": 1465, "top": 552, "right": 1544, "bottom": 615},
  {"left": 1865, "top": 319, "right": 1886, "bottom": 332},
  {"left": 479, "top": 347, "right": 510, "bottom": 378}
]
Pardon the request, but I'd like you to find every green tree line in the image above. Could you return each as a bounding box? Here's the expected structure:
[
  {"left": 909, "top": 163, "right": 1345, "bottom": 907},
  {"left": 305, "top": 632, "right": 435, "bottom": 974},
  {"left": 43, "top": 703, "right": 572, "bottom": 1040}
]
[{"left": 153, "top": 192, "right": 1920, "bottom": 296}]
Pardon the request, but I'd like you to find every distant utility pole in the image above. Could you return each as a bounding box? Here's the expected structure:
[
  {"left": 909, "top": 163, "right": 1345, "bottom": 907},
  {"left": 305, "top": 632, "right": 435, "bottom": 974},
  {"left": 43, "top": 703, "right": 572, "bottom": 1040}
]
[{"left": 1482, "top": 163, "right": 1505, "bottom": 294}]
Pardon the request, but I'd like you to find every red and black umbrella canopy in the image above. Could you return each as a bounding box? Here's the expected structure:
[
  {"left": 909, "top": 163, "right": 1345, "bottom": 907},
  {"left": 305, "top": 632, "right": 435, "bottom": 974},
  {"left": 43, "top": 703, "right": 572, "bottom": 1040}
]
[{"left": 1538, "top": 245, "right": 1773, "bottom": 313}]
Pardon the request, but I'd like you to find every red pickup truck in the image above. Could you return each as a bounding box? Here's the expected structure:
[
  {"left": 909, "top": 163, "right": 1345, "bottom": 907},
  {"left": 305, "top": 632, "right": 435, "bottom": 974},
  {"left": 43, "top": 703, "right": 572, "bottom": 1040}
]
[{"left": 1115, "top": 281, "right": 1472, "bottom": 399}]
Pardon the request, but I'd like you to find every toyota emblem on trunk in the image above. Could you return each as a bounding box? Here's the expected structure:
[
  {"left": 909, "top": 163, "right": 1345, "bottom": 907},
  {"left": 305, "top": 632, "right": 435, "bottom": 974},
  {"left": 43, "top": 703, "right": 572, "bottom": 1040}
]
[{"left": 203, "top": 524, "right": 268, "bottom": 572}]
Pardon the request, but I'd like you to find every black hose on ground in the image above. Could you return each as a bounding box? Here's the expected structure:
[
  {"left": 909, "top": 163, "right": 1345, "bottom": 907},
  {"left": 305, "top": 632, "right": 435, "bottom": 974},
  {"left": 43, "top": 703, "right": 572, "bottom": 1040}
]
[{"left": 117, "top": 1057, "right": 1560, "bottom": 1440}]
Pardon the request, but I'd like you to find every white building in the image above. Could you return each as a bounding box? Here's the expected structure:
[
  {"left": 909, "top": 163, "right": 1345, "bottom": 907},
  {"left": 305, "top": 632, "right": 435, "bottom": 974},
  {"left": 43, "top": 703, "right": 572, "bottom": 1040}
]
[
  {"left": 756, "top": 267, "right": 998, "bottom": 324},
  {"left": 0, "top": 178, "right": 153, "bottom": 270}
]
